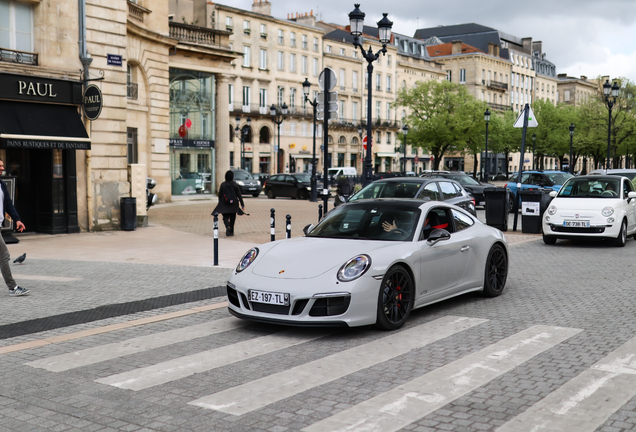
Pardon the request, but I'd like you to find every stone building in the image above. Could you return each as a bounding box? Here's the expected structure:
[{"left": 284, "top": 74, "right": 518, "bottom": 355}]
[
  {"left": 556, "top": 74, "right": 597, "bottom": 106},
  {"left": 531, "top": 41, "right": 558, "bottom": 106}
]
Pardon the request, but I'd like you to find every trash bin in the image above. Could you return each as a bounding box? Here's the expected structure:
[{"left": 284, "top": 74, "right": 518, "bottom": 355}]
[
  {"left": 120, "top": 197, "right": 137, "bottom": 231},
  {"left": 484, "top": 187, "right": 508, "bottom": 231},
  {"left": 519, "top": 189, "right": 542, "bottom": 233}
]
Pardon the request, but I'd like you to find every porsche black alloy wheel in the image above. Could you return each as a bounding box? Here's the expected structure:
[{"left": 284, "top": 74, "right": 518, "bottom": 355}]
[
  {"left": 482, "top": 244, "right": 508, "bottom": 297},
  {"left": 376, "top": 266, "right": 414, "bottom": 330},
  {"left": 267, "top": 189, "right": 276, "bottom": 199}
]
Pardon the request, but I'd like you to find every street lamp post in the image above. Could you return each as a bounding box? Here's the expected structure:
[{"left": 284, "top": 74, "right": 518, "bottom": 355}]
[
  {"left": 603, "top": 79, "right": 620, "bottom": 171},
  {"left": 568, "top": 123, "right": 575, "bottom": 174},
  {"left": 270, "top": 102, "right": 288, "bottom": 173},
  {"left": 402, "top": 123, "right": 409, "bottom": 173},
  {"left": 302, "top": 78, "right": 318, "bottom": 202},
  {"left": 348, "top": 3, "right": 393, "bottom": 186},
  {"left": 484, "top": 108, "right": 490, "bottom": 182},
  {"left": 235, "top": 116, "right": 251, "bottom": 171},
  {"left": 532, "top": 133, "right": 536, "bottom": 170}
]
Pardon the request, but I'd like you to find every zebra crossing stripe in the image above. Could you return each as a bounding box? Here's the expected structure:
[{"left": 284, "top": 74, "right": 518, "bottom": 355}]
[
  {"left": 496, "top": 334, "right": 636, "bottom": 432},
  {"left": 26, "top": 317, "right": 248, "bottom": 372},
  {"left": 188, "top": 315, "right": 488, "bottom": 415},
  {"left": 95, "top": 329, "right": 332, "bottom": 391},
  {"left": 302, "top": 325, "right": 581, "bottom": 432}
]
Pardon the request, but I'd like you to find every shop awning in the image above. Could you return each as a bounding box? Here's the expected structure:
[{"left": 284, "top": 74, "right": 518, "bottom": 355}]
[
  {"left": 291, "top": 154, "right": 315, "bottom": 159},
  {"left": 0, "top": 101, "right": 90, "bottom": 150}
]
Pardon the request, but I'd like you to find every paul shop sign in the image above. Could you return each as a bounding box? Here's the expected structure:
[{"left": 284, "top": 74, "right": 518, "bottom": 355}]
[
  {"left": 83, "top": 84, "right": 103, "bottom": 120},
  {"left": 0, "top": 73, "right": 83, "bottom": 105}
]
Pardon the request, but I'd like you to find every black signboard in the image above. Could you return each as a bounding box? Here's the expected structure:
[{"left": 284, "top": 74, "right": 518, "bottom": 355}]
[
  {"left": 3, "top": 139, "right": 90, "bottom": 150},
  {"left": 83, "top": 84, "right": 102, "bottom": 120},
  {"left": 169, "top": 139, "right": 214, "bottom": 148},
  {"left": 107, "top": 54, "right": 123, "bottom": 66},
  {"left": 0, "top": 72, "right": 82, "bottom": 105}
]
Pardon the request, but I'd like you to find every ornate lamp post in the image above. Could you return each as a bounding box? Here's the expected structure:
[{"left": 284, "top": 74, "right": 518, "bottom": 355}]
[
  {"left": 484, "top": 108, "right": 490, "bottom": 181},
  {"left": 602, "top": 79, "right": 620, "bottom": 171},
  {"left": 532, "top": 133, "right": 536, "bottom": 170},
  {"left": 302, "top": 78, "right": 318, "bottom": 202},
  {"left": 235, "top": 116, "right": 251, "bottom": 170},
  {"left": 568, "top": 123, "right": 575, "bottom": 174},
  {"left": 270, "top": 102, "right": 288, "bottom": 173},
  {"left": 348, "top": 3, "right": 393, "bottom": 185},
  {"left": 401, "top": 123, "right": 409, "bottom": 173}
]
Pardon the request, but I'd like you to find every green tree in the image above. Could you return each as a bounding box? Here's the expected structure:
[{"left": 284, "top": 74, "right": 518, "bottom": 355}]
[
  {"left": 396, "top": 80, "right": 486, "bottom": 170},
  {"left": 488, "top": 110, "right": 521, "bottom": 176}
]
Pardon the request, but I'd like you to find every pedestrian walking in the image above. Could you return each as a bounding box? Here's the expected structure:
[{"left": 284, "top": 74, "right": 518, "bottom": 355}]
[
  {"left": 212, "top": 170, "right": 245, "bottom": 237},
  {"left": 0, "top": 159, "right": 29, "bottom": 296}
]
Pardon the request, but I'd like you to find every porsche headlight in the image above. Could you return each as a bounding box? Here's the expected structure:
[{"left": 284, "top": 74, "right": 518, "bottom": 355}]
[
  {"left": 547, "top": 205, "right": 557, "bottom": 215},
  {"left": 236, "top": 248, "right": 259, "bottom": 273},
  {"left": 602, "top": 206, "right": 614, "bottom": 217},
  {"left": 236, "top": 180, "right": 245, "bottom": 186},
  {"left": 337, "top": 255, "right": 371, "bottom": 282}
]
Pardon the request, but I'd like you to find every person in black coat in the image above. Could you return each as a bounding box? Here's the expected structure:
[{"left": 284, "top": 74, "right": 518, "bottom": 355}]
[{"left": 213, "top": 170, "right": 245, "bottom": 236}]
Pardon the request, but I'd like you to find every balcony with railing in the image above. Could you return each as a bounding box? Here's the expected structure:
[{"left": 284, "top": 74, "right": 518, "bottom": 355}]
[
  {"left": 229, "top": 102, "right": 311, "bottom": 117},
  {"left": 169, "top": 21, "right": 228, "bottom": 47},
  {"left": 486, "top": 80, "right": 508, "bottom": 92},
  {"left": 489, "top": 103, "right": 512, "bottom": 111},
  {"left": 127, "top": 0, "right": 151, "bottom": 23},
  {"left": 127, "top": 83, "right": 138, "bottom": 100},
  {"left": 0, "top": 48, "right": 38, "bottom": 66}
]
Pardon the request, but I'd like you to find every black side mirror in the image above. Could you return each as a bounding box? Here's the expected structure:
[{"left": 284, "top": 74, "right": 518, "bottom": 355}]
[
  {"left": 303, "top": 224, "right": 314, "bottom": 235},
  {"left": 427, "top": 228, "right": 451, "bottom": 245}
]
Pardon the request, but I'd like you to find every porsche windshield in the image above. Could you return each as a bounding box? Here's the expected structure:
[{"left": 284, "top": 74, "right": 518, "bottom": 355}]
[
  {"left": 558, "top": 178, "right": 620, "bottom": 198},
  {"left": 307, "top": 203, "right": 421, "bottom": 241},
  {"left": 349, "top": 181, "right": 423, "bottom": 201}
]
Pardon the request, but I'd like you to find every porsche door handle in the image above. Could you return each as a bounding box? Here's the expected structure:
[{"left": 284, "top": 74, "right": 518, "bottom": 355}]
[{"left": 460, "top": 246, "right": 470, "bottom": 252}]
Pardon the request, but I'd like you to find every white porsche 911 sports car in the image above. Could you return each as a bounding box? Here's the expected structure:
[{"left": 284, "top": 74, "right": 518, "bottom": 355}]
[{"left": 227, "top": 199, "right": 508, "bottom": 330}]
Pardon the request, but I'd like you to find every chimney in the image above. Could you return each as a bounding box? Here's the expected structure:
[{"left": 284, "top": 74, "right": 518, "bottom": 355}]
[
  {"left": 451, "top": 40, "right": 462, "bottom": 54},
  {"left": 494, "top": 45, "right": 500, "bottom": 57},
  {"left": 522, "top": 37, "right": 532, "bottom": 53},
  {"left": 557, "top": 73, "right": 567, "bottom": 79},
  {"left": 252, "top": 0, "right": 272, "bottom": 16},
  {"left": 580, "top": 75, "right": 587, "bottom": 81},
  {"left": 294, "top": 9, "right": 316, "bottom": 26},
  {"left": 532, "top": 41, "right": 543, "bottom": 56}
]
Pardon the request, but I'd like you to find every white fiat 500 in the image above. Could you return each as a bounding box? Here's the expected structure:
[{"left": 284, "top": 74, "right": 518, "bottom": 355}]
[{"left": 542, "top": 175, "right": 636, "bottom": 246}]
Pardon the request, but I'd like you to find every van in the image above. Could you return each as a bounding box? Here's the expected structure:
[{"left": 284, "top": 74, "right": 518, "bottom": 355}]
[{"left": 328, "top": 167, "right": 357, "bottom": 180}]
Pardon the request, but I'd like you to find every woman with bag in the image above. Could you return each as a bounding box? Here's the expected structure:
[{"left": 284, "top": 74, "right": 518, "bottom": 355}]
[{"left": 212, "top": 170, "right": 245, "bottom": 236}]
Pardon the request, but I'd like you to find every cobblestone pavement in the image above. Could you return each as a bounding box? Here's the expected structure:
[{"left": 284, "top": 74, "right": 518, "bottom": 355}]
[{"left": 2, "top": 198, "right": 634, "bottom": 431}]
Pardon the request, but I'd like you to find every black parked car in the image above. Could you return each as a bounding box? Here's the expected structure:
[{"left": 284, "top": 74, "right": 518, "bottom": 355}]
[
  {"left": 263, "top": 173, "right": 323, "bottom": 200},
  {"left": 231, "top": 168, "right": 262, "bottom": 197},
  {"left": 348, "top": 177, "right": 476, "bottom": 215},
  {"left": 420, "top": 171, "right": 497, "bottom": 208}
]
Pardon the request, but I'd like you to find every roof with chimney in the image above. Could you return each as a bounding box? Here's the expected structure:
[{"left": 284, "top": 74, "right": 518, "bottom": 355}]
[{"left": 426, "top": 42, "right": 483, "bottom": 57}]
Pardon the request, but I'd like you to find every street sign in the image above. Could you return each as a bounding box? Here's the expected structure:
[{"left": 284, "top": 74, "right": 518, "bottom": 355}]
[
  {"left": 317, "top": 111, "right": 338, "bottom": 121},
  {"left": 415, "top": 156, "right": 419, "bottom": 163},
  {"left": 514, "top": 106, "right": 538, "bottom": 128},
  {"left": 318, "top": 67, "right": 337, "bottom": 91},
  {"left": 317, "top": 91, "right": 338, "bottom": 104},
  {"left": 362, "top": 135, "right": 371, "bottom": 150},
  {"left": 317, "top": 102, "right": 339, "bottom": 113}
]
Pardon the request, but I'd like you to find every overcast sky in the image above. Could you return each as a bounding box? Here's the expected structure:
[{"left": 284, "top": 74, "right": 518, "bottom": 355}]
[{"left": 233, "top": 0, "right": 636, "bottom": 83}]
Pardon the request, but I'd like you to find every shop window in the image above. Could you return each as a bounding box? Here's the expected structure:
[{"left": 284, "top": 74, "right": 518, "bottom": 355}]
[
  {"left": 241, "top": 125, "right": 253, "bottom": 143},
  {"left": 52, "top": 149, "right": 65, "bottom": 214},
  {"left": 127, "top": 128, "right": 138, "bottom": 164},
  {"left": 259, "top": 126, "right": 270, "bottom": 143}
]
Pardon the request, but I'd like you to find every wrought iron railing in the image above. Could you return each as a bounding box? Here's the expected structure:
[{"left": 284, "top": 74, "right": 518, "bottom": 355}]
[
  {"left": 127, "top": 83, "right": 138, "bottom": 100},
  {"left": 489, "top": 103, "right": 512, "bottom": 111},
  {"left": 0, "top": 48, "right": 38, "bottom": 66},
  {"left": 169, "top": 21, "right": 224, "bottom": 46},
  {"left": 229, "top": 103, "right": 311, "bottom": 117},
  {"left": 487, "top": 80, "right": 508, "bottom": 91}
]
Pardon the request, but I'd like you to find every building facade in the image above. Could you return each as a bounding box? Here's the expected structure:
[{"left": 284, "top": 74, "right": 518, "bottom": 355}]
[{"left": 556, "top": 74, "right": 597, "bottom": 106}]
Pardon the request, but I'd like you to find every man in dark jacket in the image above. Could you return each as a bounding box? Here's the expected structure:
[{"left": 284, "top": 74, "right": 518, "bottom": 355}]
[
  {"left": 212, "top": 170, "right": 245, "bottom": 236},
  {"left": 0, "top": 160, "right": 29, "bottom": 296}
]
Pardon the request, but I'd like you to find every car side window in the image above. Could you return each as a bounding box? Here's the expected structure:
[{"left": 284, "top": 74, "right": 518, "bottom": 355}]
[
  {"left": 419, "top": 207, "right": 452, "bottom": 240},
  {"left": 452, "top": 209, "right": 474, "bottom": 232},
  {"left": 439, "top": 181, "right": 460, "bottom": 199},
  {"left": 284, "top": 175, "right": 295, "bottom": 184},
  {"left": 623, "top": 179, "right": 631, "bottom": 197},
  {"left": 520, "top": 173, "right": 531, "bottom": 184},
  {"left": 270, "top": 175, "right": 281, "bottom": 182},
  {"left": 452, "top": 183, "right": 464, "bottom": 195},
  {"left": 418, "top": 183, "right": 439, "bottom": 201}
]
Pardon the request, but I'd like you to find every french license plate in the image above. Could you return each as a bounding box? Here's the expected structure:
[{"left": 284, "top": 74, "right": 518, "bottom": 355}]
[
  {"left": 479, "top": 201, "right": 486, "bottom": 206},
  {"left": 564, "top": 220, "right": 590, "bottom": 228},
  {"left": 248, "top": 289, "right": 289, "bottom": 306},
  {"left": 249, "top": 187, "right": 257, "bottom": 190}
]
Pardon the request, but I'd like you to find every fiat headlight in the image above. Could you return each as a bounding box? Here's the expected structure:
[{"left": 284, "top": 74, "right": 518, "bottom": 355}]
[
  {"left": 547, "top": 205, "right": 557, "bottom": 215},
  {"left": 236, "top": 180, "right": 245, "bottom": 186},
  {"left": 602, "top": 206, "right": 614, "bottom": 217},
  {"left": 337, "top": 255, "right": 371, "bottom": 282},
  {"left": 236, "top": 248, "right": 259, "bottom": 273}
]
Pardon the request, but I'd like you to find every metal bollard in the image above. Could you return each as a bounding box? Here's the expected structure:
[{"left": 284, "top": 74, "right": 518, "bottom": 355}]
[
  {"left": 270, "top": 208, "right": 275, "bottom": 242},
  {"left": 286, "top": 214, "right": 291, "bottom": 239},
  {"left": 318, "top": 204, "right": 323, "bottom": 221},
  {"left": 213, "top": 212, "right": 219, "bottom": 266}
]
